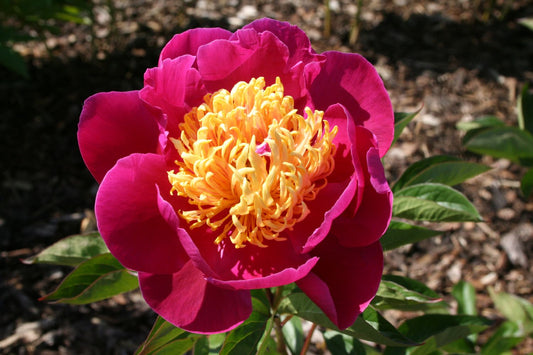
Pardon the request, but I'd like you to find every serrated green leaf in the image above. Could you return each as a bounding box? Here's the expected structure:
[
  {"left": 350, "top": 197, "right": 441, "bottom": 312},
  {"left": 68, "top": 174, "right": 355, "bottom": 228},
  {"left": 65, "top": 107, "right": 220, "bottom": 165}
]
[
  {"left": 452, "top": 281, "right": 477, "bottom": 316},
  {"left": 481, "top": 321, "right": 525, "bottom": 355},
  {"left": 384, "top": 315, "right": 492, "bottom": 355},
  {"left": 281, "top": 316, "right": 303, "bottom": 355},
  {"left": 24, "top": 232, "right": 109, "bottom": 266},
  {"left": 518, "top": 83, "right": 533, "bottom": 135},
  {"left": 41, "top": 253, "right": 138, "bottom": 304},
  {"left": 372, "top": 276, "right": 446, "bottom": 312},
  {"left": 277, "top": 293, "right": 418, "bottom": 347},
  {"left": 463, "top": 126, "right": 533, "bottom": 163},
  {"left": 135, "top": 317, "right": 196, "bottom": 355},
  {"left": 393, "top": 183, "right": 482, "bottom": 222},
  {"left": 393, "top": 110, "right": 420, "bottom": 145},
  {"left": 380, "top": 221, "right": 442, "bottom": 251},
  {"left": 521, "top": 168, "right": 533, "bottom": 198},
  {"left": 393, "top": 155, "right": 489, "bottom": 192},
  {"left": 220, "top": 290, "right": 271, "bottom": 355}
]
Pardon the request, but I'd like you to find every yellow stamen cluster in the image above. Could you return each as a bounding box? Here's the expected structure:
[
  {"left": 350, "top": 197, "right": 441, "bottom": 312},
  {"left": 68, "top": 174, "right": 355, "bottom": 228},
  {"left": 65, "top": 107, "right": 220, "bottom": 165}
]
[{"left": 168, "top": 77, "right": 337, "bottom": 248}]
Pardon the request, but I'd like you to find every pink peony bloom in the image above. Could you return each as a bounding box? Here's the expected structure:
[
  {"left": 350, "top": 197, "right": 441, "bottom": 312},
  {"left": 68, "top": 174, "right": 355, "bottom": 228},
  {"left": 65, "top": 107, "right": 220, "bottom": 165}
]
[{"left": 78, "top": 18, "right": 393, "bottom": 334}]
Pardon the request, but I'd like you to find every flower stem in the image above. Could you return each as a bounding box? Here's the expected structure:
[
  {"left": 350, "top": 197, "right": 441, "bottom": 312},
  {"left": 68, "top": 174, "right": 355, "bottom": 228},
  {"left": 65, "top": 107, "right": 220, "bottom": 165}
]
[
  {"left": 273, "top": 315, "right": 289, "bottom": 355},
  {"left": 300, "top": 322, "right": 317, "bottom": 355}
]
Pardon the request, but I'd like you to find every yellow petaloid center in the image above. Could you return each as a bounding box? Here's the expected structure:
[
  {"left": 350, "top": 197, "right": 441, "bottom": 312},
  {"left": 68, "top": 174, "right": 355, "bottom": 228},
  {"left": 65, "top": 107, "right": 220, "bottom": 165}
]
[{"left": 168, "top": 77, "right": 338, "bottom": 248}]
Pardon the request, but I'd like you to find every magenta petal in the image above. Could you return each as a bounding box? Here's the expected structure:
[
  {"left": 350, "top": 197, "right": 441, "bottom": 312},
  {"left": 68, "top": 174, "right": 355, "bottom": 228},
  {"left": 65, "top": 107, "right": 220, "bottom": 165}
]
[
  {"left": 333, "top": 127, "right": 392, "bottom": 247},
  {"left": 287, "top": 104, "right": 358, "bottom": 254},
  {"left": 196, "top": 30, "right": 290, "bottom": 92},
  {"left": 155, "top": 191, "right": 221, "bottom": 279},
  {"left": 309, "top": 51, "right": 394, "bottom": 157},
  {"left": 241, "top": 18, "right": 317, "bottom": 64},
  {"left": 139, "top": 261, "right": 252, "bottom": 334},
  {"left": 157, "top": 199, "right": 319, "bottom": 289},
  {"left": 297, "top": 239, "right": 383, "bottom": 329},
  {"left": 95, "top": 153, "right": 187, "bottom": 274},
  {"left": 78, "top": 91, "right": 161, "bottom": 183},
  {"left": 205, "top": 249, "right": 319, "bottom": 290},
  {"left": 140, "top": 55, "right": 207, "bottom": 135},
  {"left": 159, "top": 27, "right": 232, "bottom": 63}
]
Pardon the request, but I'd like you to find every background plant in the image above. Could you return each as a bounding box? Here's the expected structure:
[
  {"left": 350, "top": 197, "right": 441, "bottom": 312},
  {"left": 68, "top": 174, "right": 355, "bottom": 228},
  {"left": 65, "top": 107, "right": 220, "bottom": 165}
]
[
  {"left": 457, "top": 84, "right": 533, "bottom": 198},
  {"left": 0, "top": 0, "right": 92, "bottom": 77}
]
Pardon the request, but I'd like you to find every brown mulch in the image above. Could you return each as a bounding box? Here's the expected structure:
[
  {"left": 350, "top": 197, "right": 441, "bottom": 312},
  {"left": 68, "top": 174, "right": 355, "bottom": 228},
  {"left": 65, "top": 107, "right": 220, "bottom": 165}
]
[{"left": 1, "top": 0, "right": 532, "bottom": 353}]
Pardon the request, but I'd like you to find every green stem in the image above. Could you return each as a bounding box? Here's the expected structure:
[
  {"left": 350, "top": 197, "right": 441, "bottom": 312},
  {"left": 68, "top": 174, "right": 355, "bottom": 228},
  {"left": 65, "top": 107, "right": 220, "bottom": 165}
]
[
  {"left": 274, "top": 315, "right": 288, "bottom": 354},
  {"left": 257, "top": 288, "right": 288, "bottom": 354}
]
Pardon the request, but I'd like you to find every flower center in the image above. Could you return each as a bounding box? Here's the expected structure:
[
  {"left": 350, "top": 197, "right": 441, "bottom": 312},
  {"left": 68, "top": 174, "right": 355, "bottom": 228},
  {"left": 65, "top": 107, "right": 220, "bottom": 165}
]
[{"left": 168, "top": 77, "right": 337, "bottom": 248}]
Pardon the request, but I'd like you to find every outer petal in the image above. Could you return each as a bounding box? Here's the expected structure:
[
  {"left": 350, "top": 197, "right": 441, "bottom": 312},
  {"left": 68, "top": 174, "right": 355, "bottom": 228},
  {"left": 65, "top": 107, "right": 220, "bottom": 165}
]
[
  {"left": 332, "top": 126, "right": 393, "bottom": 247},
  {"left": 159, "top": 27, "right": 232, "bottom": 63},
  {"left": 95, "top": 153, "right": 187, "bottom": 274},
  {"left": 78, "top": 91, "right": 161, "bottom": 183},
  {"left": 157, "top": 194, "right": 319, "bottom": 290},
  {"left": 139, "top": 261, "right": 251, "bottom": 334},
  {"left": 297, "top": 239, "right": 383, "bottom": 329},
  {"left": 309, "top": 51, "right": 394, "bottom": 157}
]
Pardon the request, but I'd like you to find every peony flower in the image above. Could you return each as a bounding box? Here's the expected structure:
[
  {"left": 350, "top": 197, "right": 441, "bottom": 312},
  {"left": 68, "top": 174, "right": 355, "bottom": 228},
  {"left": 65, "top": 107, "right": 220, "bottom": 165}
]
[{"left": 78, "top": 18, "right": 393, "bottom": 334}]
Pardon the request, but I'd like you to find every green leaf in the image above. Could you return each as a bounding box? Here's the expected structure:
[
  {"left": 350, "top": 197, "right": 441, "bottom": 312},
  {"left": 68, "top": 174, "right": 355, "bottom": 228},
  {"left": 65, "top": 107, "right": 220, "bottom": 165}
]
[
  {"left": 440, "top": 338, "right": 476, "bottom": 354},
  {"left": 281, "top": 316, "right": 303, "bottom": 355},
  {"left": 463, "top": 126, "right": 533, "bottom": 163},
  {"left": 380, "top": 221, "right": 442, "bottom": 251},
  {"left": 452, "top": 281, "right": 477, "bottom": 316},
  {"left": 458, "top": 116, "right": 506, "bottom": 147},
  {"left": 135, "top": 317, "right": 199, "bottom": 355},
  {"left": 384, "top": 315, "right": 492, "bottom": 355},
  {"left": 393, "top": 110, "right": 420, "bottom": 145},
  {"left": 220, "top": 289, "right": 271, "bottom": 355},
  {"left": 382, "top": 275, "right": 441, "bottom": 299},
  {"left": 24, "top": 232, "right": 109, "bottom": 266},
  {"left": 277, "top": 293, "right": 418, "bottom": 347},
  {"left": 521, "top": 168, "right": 533, "bottom": 198},
  {"left": 393, "top": 155, "right": 489, "bottom": 192},
  {"left": 489, "top": 288, "right": 533, "bottom": 334},
  {"left": 193, "top": 336, "right": 210, "bottom": 355},
  {"left": 456, "top": 115, "right": 505, "bottom": 132},
  {"left": 481, "top": 321, "right": 525, "bottom": 355},
  {"left": 41, "top": 253, "right": 138, "bottom": 304},
  {"left": 518, "top": 83, "right": 533, "bottom": 135},
  {"left": 323, "top": 330, "right": 367, "bottom": 355},
  {"left": 393, "top": 183, "right": 482, "bottom": 222},
  {"left": 207, "top": 333, "right": 227, "bottom": 355},
  {"left": 372, "top": 275, "right": 446, "bottom": 312},
  {"left": 0, "top": 43, "right": 28, "bottom": 78}
]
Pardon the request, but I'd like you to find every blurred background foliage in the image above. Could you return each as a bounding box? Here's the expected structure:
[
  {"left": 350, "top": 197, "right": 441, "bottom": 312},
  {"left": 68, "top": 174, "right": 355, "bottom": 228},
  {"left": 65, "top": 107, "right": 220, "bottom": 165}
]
[{"left": 0, "top": 0, "right": 93, "bottom": 77}]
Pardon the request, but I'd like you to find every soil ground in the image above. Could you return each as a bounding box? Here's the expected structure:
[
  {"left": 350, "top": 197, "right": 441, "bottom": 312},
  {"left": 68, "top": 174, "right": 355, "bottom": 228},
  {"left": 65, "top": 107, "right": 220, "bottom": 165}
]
[{"left": 1, "top": 0, "right": 532, "bottom": 353}]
